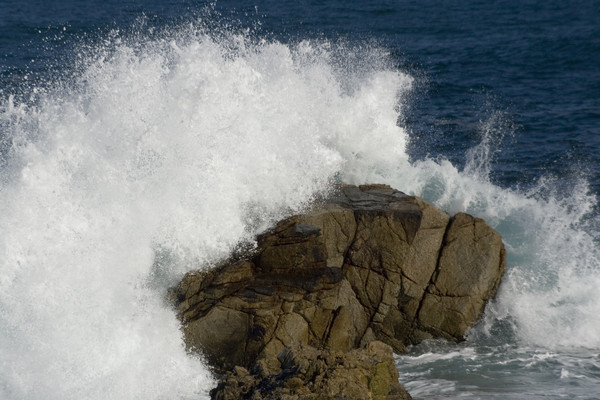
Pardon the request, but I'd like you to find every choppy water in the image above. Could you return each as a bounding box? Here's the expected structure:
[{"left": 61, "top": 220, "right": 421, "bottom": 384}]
[{"left": 1, "top": 1, "right": 599, "bottom": 399}]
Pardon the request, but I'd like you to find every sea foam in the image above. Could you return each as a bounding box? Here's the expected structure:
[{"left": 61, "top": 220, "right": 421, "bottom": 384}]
[{"left": 0, "top": 24, "right": 410, "bottom": 399}]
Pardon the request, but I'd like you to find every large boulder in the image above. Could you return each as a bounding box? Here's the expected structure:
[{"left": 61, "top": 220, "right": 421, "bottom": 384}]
[{"left": 172, "top": 184, "right": 505, "bottom": 398}]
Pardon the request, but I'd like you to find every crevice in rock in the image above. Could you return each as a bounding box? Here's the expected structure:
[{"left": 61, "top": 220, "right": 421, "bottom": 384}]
[
  {"left": 384, "top": 215, "right": 408, "bottom": 245},
  {"left": 298, "top": 311, "right": 321, "bottom": 343},
  {"left": 399, "top": 270, "right": 419, "bottom": 286},
  {"left": 413, "top": 215, "right": 453, "bottom": 327},
  {"left": 322, "top": 306, "right": 342, "bottom": 345},
  {"left": 341, "top": 212, "right": 360, "bottom": 270}
]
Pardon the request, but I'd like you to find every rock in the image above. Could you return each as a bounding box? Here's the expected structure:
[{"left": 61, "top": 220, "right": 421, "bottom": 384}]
[
  {"left": 172, "top": 184, "right": 506, "bottom": 398},
  {"left": 417, "top": 212, "right": 506, "bottom": 339},
  {"left": 210, "top": 341, "right": 412, "bottom": 400}
]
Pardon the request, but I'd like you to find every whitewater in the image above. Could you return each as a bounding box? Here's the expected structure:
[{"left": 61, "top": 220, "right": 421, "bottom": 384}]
[{"left": 1, "top": 23, "right": 599, "bottom": 399}]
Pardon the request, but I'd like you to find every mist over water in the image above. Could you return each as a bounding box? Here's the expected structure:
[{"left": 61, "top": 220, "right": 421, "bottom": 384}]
[{"left": 1, "top": 14, "right": 599, "bottom": 400}]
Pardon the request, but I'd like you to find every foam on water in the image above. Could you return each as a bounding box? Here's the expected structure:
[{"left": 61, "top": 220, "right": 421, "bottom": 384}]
[
  {"left": 391, "top": 116, "right": 600, "bottom": 396},
  {"left": 396, "top": 340, "right": 600, "bottom": 399},
  {"left": 393, "top": 129, "right": 600, "bottom": 349},
  {"left": 1, "top": 18, "right": 599, "bottom": 399},
  {"left": 0, "top": 23, "right": 411, "bottom": 399},
  {"left": 340, "top": 95, "right": 600, "bottom": 349}
]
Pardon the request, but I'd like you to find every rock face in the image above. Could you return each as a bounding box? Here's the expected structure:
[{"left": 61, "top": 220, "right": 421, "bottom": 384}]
[
  {"left": 212, "top": 341, "right": 412, "bottom": 400},
  {"left": 173, "top": 184, "right": 506, "bottom": 398}
]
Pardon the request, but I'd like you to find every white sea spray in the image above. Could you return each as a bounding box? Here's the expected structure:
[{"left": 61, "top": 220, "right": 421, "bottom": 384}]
[{"left": 0, "top": 24, "right": 410, "bottom": 399}]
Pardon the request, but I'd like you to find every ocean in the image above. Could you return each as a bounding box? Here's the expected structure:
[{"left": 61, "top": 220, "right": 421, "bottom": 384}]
[{"left": 1, "top": 1, "right": 599, "bottom": 399}]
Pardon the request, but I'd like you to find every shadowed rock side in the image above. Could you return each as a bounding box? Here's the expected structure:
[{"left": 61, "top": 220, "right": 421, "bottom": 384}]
[{"left": 173, "top": 184, "right": 506, "bottom": 399}]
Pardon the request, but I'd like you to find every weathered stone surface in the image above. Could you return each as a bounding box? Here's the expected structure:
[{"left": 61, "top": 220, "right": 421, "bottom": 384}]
[
  {"left": 210, "top": 341, "right": 412, "bottom": 400},
  {"left": 173, "top": 184, "right": 506, "bottom": 398},
  {"left": 174, "top": 184, "right": 505, "bottom": 370},
  {"left": 417, "top": 212, "right": 506, "bottom": 339}
]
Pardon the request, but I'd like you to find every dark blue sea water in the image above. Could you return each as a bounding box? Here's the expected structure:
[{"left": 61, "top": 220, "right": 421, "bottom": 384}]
[
  {"left": 1, "top": 1, "right": 599, "bottom": 399},
  {"left": 3, "top": 0, "right": 600, "bottom": 193}
]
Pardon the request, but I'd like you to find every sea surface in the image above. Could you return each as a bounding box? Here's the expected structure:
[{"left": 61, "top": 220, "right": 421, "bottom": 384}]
[{"left": 1, "top": 1, "right": 599, "bottom": 399}]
